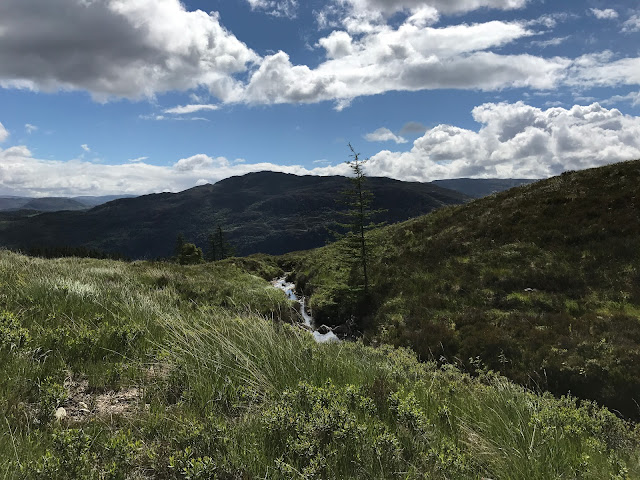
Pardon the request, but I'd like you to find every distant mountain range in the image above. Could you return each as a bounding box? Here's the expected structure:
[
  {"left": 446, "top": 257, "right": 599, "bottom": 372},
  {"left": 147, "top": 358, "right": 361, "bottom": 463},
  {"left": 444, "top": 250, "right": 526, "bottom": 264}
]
[
  {"left": 0, "top": 175, "right": 536, "bottom": 258},
  {"left": 0, "top": 195, "right": 134, "bottom": 212}
]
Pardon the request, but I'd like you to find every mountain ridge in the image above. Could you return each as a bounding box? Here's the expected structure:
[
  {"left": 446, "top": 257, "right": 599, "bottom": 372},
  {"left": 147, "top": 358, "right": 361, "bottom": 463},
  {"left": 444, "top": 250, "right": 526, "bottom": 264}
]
[{"left": 0, "top": 171, "right": 471, "bottom": 258}]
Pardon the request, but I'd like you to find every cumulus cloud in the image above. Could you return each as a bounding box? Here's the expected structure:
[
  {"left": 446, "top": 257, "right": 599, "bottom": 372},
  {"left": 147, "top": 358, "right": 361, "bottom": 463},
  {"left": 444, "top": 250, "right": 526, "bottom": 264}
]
[
  {"left": 0, "top": 0, "right": 258, "bottom": 100},
  {"left": 2, "top": 102, "right": 640, "bottom": 196},
  {"left": 2, "top": 0, "right": 637, "bottom": 109},
  {"left": 164, "top": 104, "right": 219, "bottom": 115},
  {"left": 25, "top": 123, "right": 38, "bottom": 134},
  {"left": 246, "top": 0, "right": 298, "bottom": 18},
  {"left": 174, "top": 154, "right": 230, "bottom": 172},
  {"left": 622, "top": 15, "right": 640, "bottom": 33},
  {"left": 0, "top": 122, "right": 8, "bottom": 142},
  {"left": 242, "top": 20, "right": 567, "bottom": 107},
  {"left": 0, "top": 0, "right": 584, "bottom": 108},
  {"left": 590, "top": 8, "right": 618, "bottom": 20},
  {"left": 364, "top": 102, "right": 640, "bottom": 181},
  {"left": 364, "top": 127, "right": 408, "bottom": 143},
  {"left": 0, "top": 144, "right": 346, "bottom": 197},
  {"left": 81, "top": 144, "right": 90, "bottom": 153}
]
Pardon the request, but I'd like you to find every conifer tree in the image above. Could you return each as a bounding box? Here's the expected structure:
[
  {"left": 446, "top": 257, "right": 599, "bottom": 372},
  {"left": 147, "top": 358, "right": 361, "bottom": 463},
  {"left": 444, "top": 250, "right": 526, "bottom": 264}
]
[
  {"left": 335, "top": 143, "right": 383, "bottom": 296},
  {"left": 207, "top": 225, "right": 234, "bottom": 261},
  {"left": 174, "top": 233, "right": 185, "bottom": 259}
]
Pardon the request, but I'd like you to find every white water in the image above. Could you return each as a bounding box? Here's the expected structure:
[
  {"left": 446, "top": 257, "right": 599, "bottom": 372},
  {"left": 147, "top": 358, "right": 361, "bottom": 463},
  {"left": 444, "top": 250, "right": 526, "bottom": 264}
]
[{"left": 272, "top": 277, "right": 340, "bottom": 343}]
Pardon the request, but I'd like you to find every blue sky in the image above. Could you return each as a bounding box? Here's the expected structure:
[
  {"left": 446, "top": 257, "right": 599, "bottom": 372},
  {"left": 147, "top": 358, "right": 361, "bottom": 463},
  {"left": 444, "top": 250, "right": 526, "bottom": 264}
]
[{"left": 0, "top": 0, "right": 639, "bottom": 196}]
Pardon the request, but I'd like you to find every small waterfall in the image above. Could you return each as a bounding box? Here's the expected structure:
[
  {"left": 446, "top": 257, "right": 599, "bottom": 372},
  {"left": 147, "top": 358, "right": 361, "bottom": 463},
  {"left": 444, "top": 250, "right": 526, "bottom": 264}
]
[{"left": 272, "top": 277, "right": 340, "bottom": 343}]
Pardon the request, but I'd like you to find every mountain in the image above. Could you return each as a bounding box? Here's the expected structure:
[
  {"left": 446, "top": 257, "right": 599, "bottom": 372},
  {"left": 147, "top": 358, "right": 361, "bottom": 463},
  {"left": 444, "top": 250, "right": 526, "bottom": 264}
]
[
  {"left": 20, "top": 197, "right": 88, "bottom": 211},
  {"left": 72, "top": 195, "right": 136, "bottom": 207},
  {"left": 0, "top": 171, "right": 469, "bottom": 258},
  {"left": 287, "top": 159, "right": 640, "bottom": 418},
  {"left": 0, "top": 195, "right": 134, "bottom": 212},
  {"left": 431, "top": 178, "right": 536, "bottom": 198},
  {"left": 0, "top": 196, "right": 31, "bottom": 210}
]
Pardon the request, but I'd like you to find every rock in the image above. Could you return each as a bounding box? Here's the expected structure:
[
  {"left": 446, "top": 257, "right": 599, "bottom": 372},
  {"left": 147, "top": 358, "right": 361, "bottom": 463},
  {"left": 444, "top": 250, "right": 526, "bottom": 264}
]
[
  {"left": 317, "top": 325, "right": 332, "bottom": 335},
  {"left": 333, "top": 324, "right": 349, "bottom": 335},
  {"left": 55, "top": 407, "right": 67, "bottom": 421}
]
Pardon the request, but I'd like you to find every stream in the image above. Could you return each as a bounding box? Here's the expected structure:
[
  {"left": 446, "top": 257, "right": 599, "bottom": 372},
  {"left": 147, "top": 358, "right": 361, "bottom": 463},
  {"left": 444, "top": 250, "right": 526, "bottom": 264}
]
[{"left": 272, "top": 277, "right": 340, "bottom": 343}]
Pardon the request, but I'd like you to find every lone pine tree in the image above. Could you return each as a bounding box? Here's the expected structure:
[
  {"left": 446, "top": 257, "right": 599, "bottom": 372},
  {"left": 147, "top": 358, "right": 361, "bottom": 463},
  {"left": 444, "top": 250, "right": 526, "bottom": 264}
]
[{"left": 335, "top": 143, "right": 384, "bottom": 297}]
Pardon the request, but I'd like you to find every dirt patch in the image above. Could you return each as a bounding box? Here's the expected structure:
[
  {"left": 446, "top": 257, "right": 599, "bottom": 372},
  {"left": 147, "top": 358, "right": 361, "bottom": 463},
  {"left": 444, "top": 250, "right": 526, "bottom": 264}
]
[{"left": 62, "top": 377, "right": 142, "bottom": 422}]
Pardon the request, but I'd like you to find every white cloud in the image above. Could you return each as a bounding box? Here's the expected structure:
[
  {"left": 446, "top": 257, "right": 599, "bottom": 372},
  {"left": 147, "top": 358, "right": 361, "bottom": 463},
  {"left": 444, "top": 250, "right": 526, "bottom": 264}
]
[
  {"left": 331, "top": 0, "right": 528, "bottom": 18},
  {"left": 0, "top": 122, "right": 8, "bottom": 142},
  {"left": 531, "top": 36, "right": 569, "bottom": 48},
  {"left": 128, "top": 156, "right": 149, "bottom": 163},
  {"left": 81, "top": 144, "right": 90, "bottom": 152},
  {"left": 590, "top": 8, "right": 618, "bottom": 20},
  {"left": 164, "top": 104, "right": 219, "bottom": 115},
  {"left": 246, "top": 0, "right": 298, "bottom": 18},
  {"left": 364, "top": 127, "right": 408, "bottom": 144},
  {"left": 25, "top": 123, "right": 38, "bottom": 134},
  {"left": 0, "top": 0, "right": 258, "bottom": 100},
  {"left": 569, "top": 53, "right": 640, "bottom": 88},
  {"left": 140, "top": 114, "right": 209, "bottom": 122},
  {"left": 622, "top": 15, "right": 640, "bottom": 33},
  {"left": 174, "top": 154, "right": 230, "bottom": 172},
  {"left": 241, "top": 20, "right": 567, "bottom": 107},
  {"left": 1, "top": 0, "right": 636, "bottom": 109},
  {"left": 364, "top": 102, "right": 640, "bottom": 181},
  {"left": 526, "top": 12, "right": 574, "bottom": 29},
  {"left": 1, "top": 102, "right": 639, "bottom": 196},
  {"left": 0, "top": 145, "right": 344, "bottom": 197},
  {"left": 603, "top": 91, "right": 640, "bottom": 107}
]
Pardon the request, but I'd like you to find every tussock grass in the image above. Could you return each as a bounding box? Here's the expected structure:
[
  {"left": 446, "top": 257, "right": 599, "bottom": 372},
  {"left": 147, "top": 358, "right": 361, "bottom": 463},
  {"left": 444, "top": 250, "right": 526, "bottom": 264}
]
[{"left": 0, "top": 250, "right": 638, "bottom": 478}]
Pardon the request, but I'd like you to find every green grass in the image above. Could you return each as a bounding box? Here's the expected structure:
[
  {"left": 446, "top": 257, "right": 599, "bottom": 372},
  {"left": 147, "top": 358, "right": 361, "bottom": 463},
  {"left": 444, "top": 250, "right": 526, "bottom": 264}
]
[
  {"left": 0, "top": 250, "right": 639, "bottom": 478},
  {"left": 286, "top": 159, "right": 640, "bottom": 419}
]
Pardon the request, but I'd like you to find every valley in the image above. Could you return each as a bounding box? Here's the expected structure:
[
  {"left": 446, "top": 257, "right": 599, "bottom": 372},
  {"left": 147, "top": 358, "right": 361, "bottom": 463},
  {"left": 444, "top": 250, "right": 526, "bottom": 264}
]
[{"left": 0, "top": 162, "right": 639, "bottom": 478}]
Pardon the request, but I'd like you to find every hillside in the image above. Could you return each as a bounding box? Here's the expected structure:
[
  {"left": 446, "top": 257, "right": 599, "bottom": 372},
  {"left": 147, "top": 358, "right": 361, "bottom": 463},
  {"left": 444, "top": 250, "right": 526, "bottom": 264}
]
[
  {"left": 0, "top": 251, "right": 637, "bottom": 479},
  {"left": 0, "top": 195, "right": 134, "bottom": 212},
  {"left": 0, "top": 171, "right": 469, "bottom": 258},
  {"left": 431, "top": 178, "right": 536, "bottom": 198},
  {"left": 287, "top": 159, "right": 640, "bottom": 418},
  {"left": 20, "top": 197, "right": 88, "bottom": 211}
]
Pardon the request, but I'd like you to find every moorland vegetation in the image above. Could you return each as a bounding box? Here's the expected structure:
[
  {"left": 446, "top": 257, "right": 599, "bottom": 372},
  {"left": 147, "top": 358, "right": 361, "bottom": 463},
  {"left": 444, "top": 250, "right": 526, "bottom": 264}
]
[
  {"left": 1, "top": 250, "right": 638, "bottom": 478},
  {"left": 1, "top": 160, "right": 639, "bottom": 478},
  {"left": 287, "top": 159, "right": 640, "bottom": 420}
]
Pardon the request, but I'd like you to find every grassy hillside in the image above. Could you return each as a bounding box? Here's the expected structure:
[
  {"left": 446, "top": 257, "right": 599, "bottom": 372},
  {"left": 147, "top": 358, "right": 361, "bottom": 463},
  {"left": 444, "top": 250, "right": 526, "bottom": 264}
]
[
  {"left": 287, "top": 159, "right": 640, "bottom": 419},
  {"left": 431, "top": 178, "right": 536, "bottom": 198},
  {"left": 1, "top": 250, "right": 638, "bottom": 478},
  {"left": 0, "top": 171, "right": 468, "bottom": 259}
]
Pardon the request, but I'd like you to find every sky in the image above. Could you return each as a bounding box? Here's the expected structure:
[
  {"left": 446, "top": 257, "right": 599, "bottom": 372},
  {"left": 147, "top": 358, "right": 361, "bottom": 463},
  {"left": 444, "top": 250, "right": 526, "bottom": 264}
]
[{"left": 0, "top": 0, "right": 640, "bottom": 196}]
